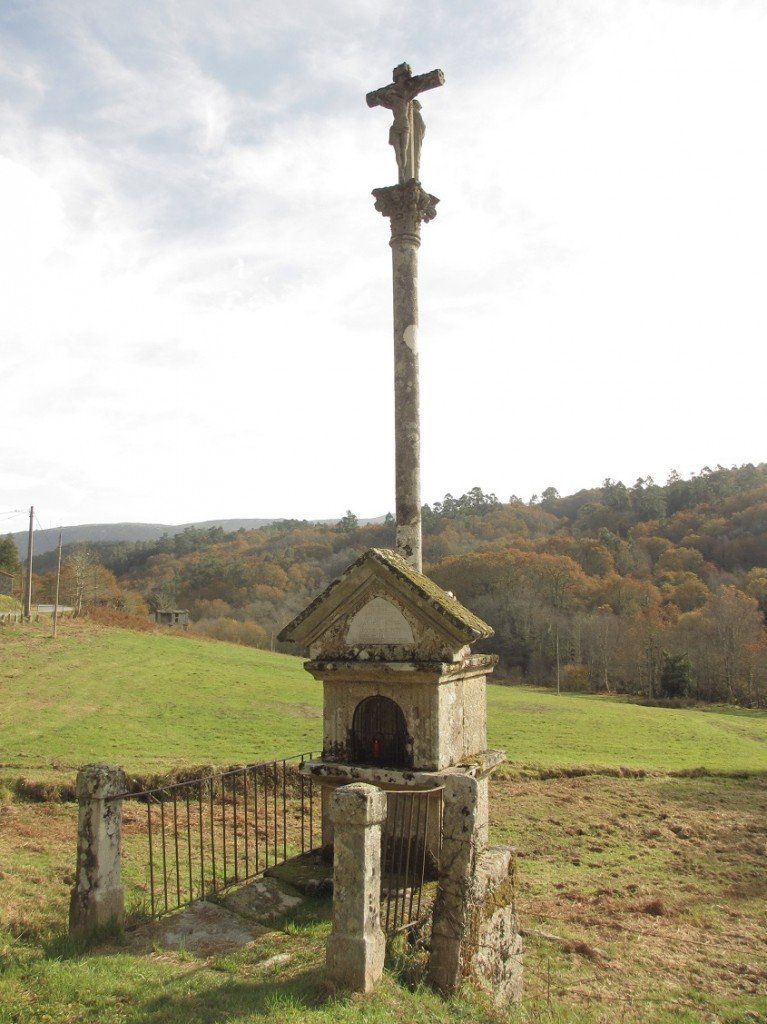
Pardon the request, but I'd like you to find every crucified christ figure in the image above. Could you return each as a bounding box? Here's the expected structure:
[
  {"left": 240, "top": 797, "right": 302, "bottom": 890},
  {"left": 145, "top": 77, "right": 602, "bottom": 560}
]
[{"left": 366, "top": 62, "right": 445, "bottom": 183}]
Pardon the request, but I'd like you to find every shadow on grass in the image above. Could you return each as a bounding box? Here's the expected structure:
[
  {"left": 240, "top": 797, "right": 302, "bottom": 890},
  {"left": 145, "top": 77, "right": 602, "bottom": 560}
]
[
  {"left": 123, "top": 966, "right": 332, "bottom": 1024},
  {"left": 41, "top": 920, "right": 133, "bottom": 961},
  {"left": 40, "top": 892, "right": 332, "bottom": 965},
  {"left": 264, "top": 895, "right": 331, "bottom": 936}
]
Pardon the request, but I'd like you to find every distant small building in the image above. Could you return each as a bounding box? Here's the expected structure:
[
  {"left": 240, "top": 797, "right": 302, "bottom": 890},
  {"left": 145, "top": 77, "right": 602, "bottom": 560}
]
[
  {"left": 154, "top": 609, "right": 189, "bottom": 629},
  {"left": 36, "top": 604, "right": 74, "bottom": 615},
  {"left": 0, "top": 570, "right": 14, "bottom": 597}
]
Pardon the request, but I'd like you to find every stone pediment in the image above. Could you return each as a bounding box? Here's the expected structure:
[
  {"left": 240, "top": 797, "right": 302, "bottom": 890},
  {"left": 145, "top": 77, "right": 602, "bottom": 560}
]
[{"left": 278, "top": 548, "right": 493, "bottom": 662}]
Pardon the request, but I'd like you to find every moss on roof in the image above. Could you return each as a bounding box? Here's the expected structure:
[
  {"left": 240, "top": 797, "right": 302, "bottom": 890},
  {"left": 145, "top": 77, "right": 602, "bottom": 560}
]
[
  {"left": 278, "top": 547, "right": 493, "bottom": 644},
  {"left": 370, "top": 548, "right": 493, "bottom": 638}
]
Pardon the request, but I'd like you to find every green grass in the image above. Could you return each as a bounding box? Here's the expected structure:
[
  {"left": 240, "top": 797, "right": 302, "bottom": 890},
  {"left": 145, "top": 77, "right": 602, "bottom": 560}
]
[
  {"left": 487, "top": 688, "right": 767, "bottom": 773},
  {"left": 0, "top": 595, "right": 20, "bottom": 612},
  {"left": 0, "top": 621, "right": 322, "bottom": 782},
  {"left": 2, "top": 620, "right": 767, "bottom": 783},
  {"left": 1, "top": 622, "right": 766, "bottom": 1022},
  {"left": 2, "top": 776, "right": 765, "bottom": 1023}
]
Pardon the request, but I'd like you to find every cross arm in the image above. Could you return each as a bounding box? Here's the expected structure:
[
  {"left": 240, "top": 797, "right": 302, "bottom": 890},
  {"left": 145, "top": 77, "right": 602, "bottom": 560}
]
[
  {"left": 407, "top": 68, "right": 445, "bottom": 97},
  {"left": 366, "top": 85, "right": 395, "bottom": 109},
  {"left": 366, "top": 68, "right": 445, "bottom": 109}
]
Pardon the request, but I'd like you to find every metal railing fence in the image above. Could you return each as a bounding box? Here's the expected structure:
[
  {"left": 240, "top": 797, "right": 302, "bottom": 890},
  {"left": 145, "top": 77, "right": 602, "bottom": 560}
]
[
  {"left": 381, "top": 787, "right": 442, "bottom": 935},
  {"left": 111, "top": 752, "right": 320, "bottom": 918}
]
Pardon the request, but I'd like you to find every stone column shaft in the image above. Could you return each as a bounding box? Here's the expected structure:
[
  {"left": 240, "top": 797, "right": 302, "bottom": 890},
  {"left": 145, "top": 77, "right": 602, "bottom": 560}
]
[
  {"left": 373, "top": 180, "right": 439, "bottom": 573},
  {"left": 391, "top": 230, "right": 422, "bottom": 571},
  {"left": 326, "top": 782, "right": 387, "bottom": 992}
]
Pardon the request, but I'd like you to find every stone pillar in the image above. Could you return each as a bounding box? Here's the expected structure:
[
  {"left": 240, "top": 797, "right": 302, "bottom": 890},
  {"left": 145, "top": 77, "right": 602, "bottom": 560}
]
[
  {"left": 373, "top": 180, "right": 439, "bottom": 572},
  {"left": 429, "top": 772, "right": 487, "bottom": 993},
  {"left": 68, "top": 764, "right": 127, "bottom": 939},
  {"left": 326, "top": 783, "right": 387, "bottom": 993},
  {"left": 428, "top": 773, "right": 522, "bottom": 1005}
]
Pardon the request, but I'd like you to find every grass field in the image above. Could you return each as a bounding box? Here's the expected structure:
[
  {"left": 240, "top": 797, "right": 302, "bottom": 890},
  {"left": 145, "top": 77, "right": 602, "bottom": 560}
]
[
  {"left": 1, "top": 620, "right": 766, "bottom": 1023},
  {"left": 1, "top": 774, "right": 765, "bottom": 1023},
  {"left": 2, "top": 619, "right": 767, "bottom": 786}
]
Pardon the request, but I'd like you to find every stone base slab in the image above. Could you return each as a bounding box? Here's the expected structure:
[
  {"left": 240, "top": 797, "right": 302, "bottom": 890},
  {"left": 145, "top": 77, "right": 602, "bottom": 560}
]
[
  {"left": 300, "top": 748, "right": 505, "bottom": 789},
  {"left": 474, "top": 903, "right": 523, "bottom": 1006}
]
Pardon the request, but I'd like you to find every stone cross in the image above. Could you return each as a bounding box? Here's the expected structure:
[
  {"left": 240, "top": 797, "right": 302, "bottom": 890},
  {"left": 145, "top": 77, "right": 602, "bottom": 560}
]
[
  {"left": 366, "top": 62, "right": 445, "bottom": 184},
  {"left": 367, "top": 63, "right": 444, "bottom": 572}
]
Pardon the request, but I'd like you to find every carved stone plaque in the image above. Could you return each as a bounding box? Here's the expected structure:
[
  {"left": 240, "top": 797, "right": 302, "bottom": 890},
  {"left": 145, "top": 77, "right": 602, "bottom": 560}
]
[{"left": 345, "top": 597, "right": 415, "bottom": 647}]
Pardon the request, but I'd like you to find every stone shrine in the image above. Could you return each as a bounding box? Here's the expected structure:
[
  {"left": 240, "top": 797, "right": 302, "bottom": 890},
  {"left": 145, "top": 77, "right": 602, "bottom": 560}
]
[
  {"left": 278, "top": 547, "right": 502, "bottom": 848},
  {"left": 279, "top": 547, "right": 495, "bottom": 770},
  {"left": 279, "top": 549, "right": 522, "bottom": 1001}
]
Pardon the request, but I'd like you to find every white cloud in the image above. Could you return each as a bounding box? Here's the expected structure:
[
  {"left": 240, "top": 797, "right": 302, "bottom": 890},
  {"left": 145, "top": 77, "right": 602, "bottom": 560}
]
[{"left": 1, "top": 0, "right": 766, "bottom": 525}]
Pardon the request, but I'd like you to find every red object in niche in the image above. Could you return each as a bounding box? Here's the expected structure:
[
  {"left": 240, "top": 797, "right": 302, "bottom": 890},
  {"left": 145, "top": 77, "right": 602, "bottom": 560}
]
[{"left": 371, "top": 737, "right": 382, "bottom": 761}]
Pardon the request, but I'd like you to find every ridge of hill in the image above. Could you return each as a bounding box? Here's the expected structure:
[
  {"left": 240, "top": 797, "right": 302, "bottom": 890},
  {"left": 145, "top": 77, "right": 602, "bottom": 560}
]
[
  {"left": 10, "top": 519, "right": 277, "bottom": 557},
  {"left": 10, "top": 515, "right": 386, "bottom": 559}
]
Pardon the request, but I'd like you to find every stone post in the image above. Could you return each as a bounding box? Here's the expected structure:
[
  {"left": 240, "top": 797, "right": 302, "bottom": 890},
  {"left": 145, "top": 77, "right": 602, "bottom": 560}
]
[
  {"left": 68, "top": 764, "right": 127, "bottom": 939},
  {"left": 326, "top": 782, "right": 387, "bottom": 993},
  {"left": 373, "top": 180, "right": 439, "bottom": 572},
  {"left": 428, "top": 773, "right": 522, "bottom": 1005}
]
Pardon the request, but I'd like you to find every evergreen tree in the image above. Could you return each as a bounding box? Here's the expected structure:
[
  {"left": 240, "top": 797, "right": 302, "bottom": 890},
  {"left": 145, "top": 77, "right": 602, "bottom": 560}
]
[
  {"left": 660, "top": 652, "right": 692, "bottom": 699},
  {"left": 0, "top": 535, "right": 20, "bottom": 575},
  {"left": 336, "top": 510, "right": 359, "bottom": 533}
]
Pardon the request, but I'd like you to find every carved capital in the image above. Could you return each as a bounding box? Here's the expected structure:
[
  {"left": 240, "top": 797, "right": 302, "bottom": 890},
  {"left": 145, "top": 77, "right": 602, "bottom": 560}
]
[{"left": 372, "top": 180, "right": 439, "bottom": 241}]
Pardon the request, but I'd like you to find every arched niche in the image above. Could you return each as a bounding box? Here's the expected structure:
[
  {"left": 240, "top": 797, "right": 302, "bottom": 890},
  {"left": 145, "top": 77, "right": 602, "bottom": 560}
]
[{"left": 350, "top": 695, "right": 410, "bottom": 767}]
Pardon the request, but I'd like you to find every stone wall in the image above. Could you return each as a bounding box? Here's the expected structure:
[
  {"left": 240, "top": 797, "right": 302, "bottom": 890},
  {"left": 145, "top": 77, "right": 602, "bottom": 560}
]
[{"left": 428, "top": 772, "right": 522, "bottom": 1005}]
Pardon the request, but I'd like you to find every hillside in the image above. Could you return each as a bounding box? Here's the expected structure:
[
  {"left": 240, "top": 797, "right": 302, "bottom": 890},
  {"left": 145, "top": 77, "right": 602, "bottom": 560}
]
[
  {"left": 2, "top": 620, "right": 766, "bottom": 788},
  {"left": 20, "top": 463, "right": 767, "bottom": 707}
]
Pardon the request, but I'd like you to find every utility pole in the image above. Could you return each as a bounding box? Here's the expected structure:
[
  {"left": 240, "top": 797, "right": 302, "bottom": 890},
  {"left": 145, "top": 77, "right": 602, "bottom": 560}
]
[
  {"left": 23, "top": 505, "right": 34, "bottom": 618},
  {"left": 52, "top": 529, "right": 63, "bottom": 638},
  {"left": 555, "top": 622, "right": 561, "bottom": 695}
]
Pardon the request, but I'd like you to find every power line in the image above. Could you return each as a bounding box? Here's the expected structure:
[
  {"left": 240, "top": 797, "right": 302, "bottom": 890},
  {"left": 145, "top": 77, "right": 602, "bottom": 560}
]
[{"left": 34, "top": 512, "right": 52, "bottom": 533}]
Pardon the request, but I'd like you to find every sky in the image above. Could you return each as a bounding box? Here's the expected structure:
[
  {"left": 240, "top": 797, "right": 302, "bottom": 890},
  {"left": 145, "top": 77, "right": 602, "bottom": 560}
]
[{"left": 2, "top": 0, "right": 766, "bottom": 529}]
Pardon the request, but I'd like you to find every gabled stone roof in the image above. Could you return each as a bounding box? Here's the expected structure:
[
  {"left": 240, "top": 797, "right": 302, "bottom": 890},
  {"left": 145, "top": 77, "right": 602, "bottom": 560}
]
[{"left": 278, "top": 547, "right": 493, "bottom": 646}]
